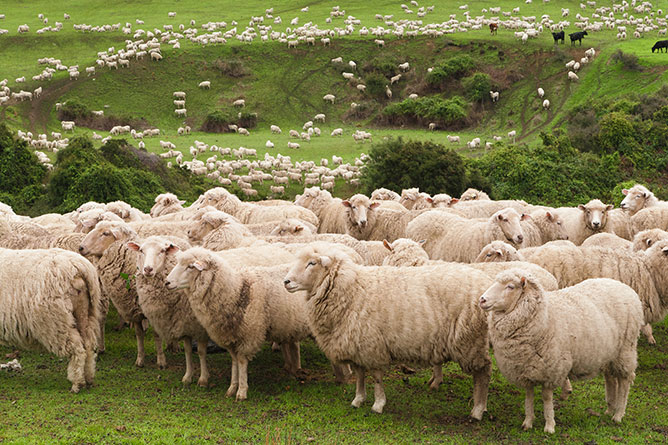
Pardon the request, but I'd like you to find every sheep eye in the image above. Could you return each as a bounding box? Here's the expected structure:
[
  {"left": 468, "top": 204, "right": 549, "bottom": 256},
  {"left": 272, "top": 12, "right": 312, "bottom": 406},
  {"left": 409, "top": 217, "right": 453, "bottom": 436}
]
[
  {"left": 486, "top": 253, "right": 492, "bottom": 257},
  {"left": 506, "top": 284, "right": 515, "bottom": 290},
  {"left": 307, "top": 261, "right": 316, "bottom": 267},
  {"left": 103, "top": 231, "right": 110, "bottom": 236}
]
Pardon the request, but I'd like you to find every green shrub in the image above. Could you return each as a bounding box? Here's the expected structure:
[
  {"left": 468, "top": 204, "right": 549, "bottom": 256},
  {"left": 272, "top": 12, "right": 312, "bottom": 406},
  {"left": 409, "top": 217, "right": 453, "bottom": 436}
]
[
  {"left": 611, "top": 49, "right": 643, "bottom": 71},
  {"left": 58, "top": 99, "right": 92, "bottom": 121},
  {"left": 598, "top": 111, "right": 638, "bottom": 155},
  {"left": 462, "top": 73, "right": 491, "bottom": 102},
  {"left": 426, "top": 54, "right": 475, "bottom": 85},
  {"left": 212, "top": 59, "right": 248, "bottom": 77},
  {"left": 362, "top": 137, "right": 476, "bottom": 196},
  {"left": 383, "top": 96, "right": 468, "bottom": 127},
  {"left": 201, "top": 110, "right": 237, "bottom": 133},
  {"left": 365, "top": 73, "right": 389, "bottom": 99},
  {"left": 363, "top": 56, "right": 398, "bottom": 78},
  {"left": 0, "top": 123, "right": 46, "bottom": 195}
]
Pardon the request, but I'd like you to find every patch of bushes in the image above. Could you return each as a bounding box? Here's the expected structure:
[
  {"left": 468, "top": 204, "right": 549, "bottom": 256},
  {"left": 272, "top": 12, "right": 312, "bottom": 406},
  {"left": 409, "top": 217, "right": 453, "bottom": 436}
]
[
  {"left": 611, "top": 49, "right": 643, "bottom": 71},
  {"left": 361, "top": 137, "right": 486, "bottom": 197},
  {"left": 201, "top": 108, "right": 256, "bottom": 133},
  {"left": 462, "top": 73, "right": 492, "bottom": 102},
  {"left": 58, "top": 99, "right": 91, "bottom": 121},
  {"left": 365, "top": 73, "right": 390, "bottom": 99},
  {"left": 426, "top": 54, "right": 475, "bottom": 86},
  {"left": 362, "top": 56, "right": 399, "bottom": 78},
  {"left": 382, "top": 96, "right": 469, "bottom": 127}
]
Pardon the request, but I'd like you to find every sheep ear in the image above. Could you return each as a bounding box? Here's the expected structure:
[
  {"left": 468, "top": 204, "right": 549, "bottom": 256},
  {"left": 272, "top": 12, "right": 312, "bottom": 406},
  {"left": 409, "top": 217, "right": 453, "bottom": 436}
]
[
  {"left": 294, "top": 225, "right": 304, "bottom": 232},
  {"left": 126, "top": 242, "right": 140, "bottom": 251},
  {"left": 426, "top": 197, "right": 433, "bottom": 204},
  {"left": 622, "top": 189, "right": 629, "bottom": 196},
  {"left": 204, "top": 214, "right": 225, "bottom": 228},
  {"left": 166, "top": 244, "right": 179, "bottom": 255},
  {"left": 520, "top": 213, "right": 531, "bottom": 221},
  {"left": 520, "top": 277, "right": 526, "bottom": 288},
  {"left": 110, "top": 227, "right": 127, "bottom": 239},
  {"left": 418, "top": 239, "right": 426, "bottom": 246},
  {"left": 369, "top": 202, "right": 380, "bottom": 210},
  {"left": 606, "top": 204, "right": 614, "bottom": 211},
  {"left": 546, "top": 211, "right": 554, "bottom": 221},
  {"left": 81, "top": 218, "right": 98, "bottom": 228},
  {"left": 450, "top": 198, "right": 459, "bottom": 205},
  {"left": 192, "top": 260, "right": 206, "bottom": 271},
  {"left": 578, "top": 204, "right": 586, "bottom": 211},
  {"left": 319, "top": 256, "right": 332, "bottom": 267},
  {"left": 179, "top": 200, "right": 186, "bottom": 205},
  {"left": 383, "top": 239, "right": 393, "bottom": 251},
  {"left": 643, "top": 192, "right": 649, "bottom": 198},
  {"left": 662, "top": 247, "right": 668, "bottom": 256},
  {"left": 342, "top": 200, "right": 351, "bottom": 208},
  {"left": 497, "top": 214, "right": 504, "bottom": 220}
]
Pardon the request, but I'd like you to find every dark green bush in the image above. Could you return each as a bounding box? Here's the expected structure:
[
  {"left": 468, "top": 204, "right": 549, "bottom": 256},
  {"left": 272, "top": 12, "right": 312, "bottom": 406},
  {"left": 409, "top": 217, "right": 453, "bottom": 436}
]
[
  {"left": 426, "top": 54, "right": 475, "bottom": 85},
  {"left": 362, "top": 137, "right": 476, "bottom": 196},
  {"left": 598, "top": 111, "right": 638, "bottom": 155},
  {"left": 462, "top": 73, "right": 492, "bottom": 102},
  {"left": 611, "top": 49, "right": 643, "bottom": 71},
  {"left": 365, "top": 73, "right": 389, "bottom": 99},
  {"left": 0, "top": 123, "right": 46, "bottom": 195},
  {"left": 383, "top": 96, "right": 468, "bottom": 127},
  {"left": 363, "top": 56, "right": 398, "bottom": 78},
  {"left": 58, "top": 99, "right": 92, "bottom": 121},
  {"left": 212, "top": 59, "right": 248, "bottom": 77},
  {"left": 201, "top": 109, "right": 256, "bottom": 132}
]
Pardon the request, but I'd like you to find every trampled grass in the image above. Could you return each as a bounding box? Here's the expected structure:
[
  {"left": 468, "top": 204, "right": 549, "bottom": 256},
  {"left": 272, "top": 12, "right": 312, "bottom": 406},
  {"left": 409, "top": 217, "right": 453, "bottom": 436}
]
[{"left": 0, "top": 309, "right": 666, "bottom": 443}]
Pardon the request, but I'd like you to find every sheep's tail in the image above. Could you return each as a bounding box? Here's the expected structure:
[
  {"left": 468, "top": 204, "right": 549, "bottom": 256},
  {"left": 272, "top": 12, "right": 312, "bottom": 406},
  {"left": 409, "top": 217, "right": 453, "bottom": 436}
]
[{"left": 74, "top": 257, "right": 104, "bottom": 351}]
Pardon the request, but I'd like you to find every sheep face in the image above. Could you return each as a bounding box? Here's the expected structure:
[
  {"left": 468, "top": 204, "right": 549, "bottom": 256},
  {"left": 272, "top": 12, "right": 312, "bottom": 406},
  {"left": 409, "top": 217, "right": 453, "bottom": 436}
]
[
  {"left": 432, "top": 194, "right": 457, "bottom": 208},
  {"left": 79, "top": 222, "right": 133, "bottom": 257},
  {"left": 475, "top": 241, "right": 521, "bottom": 263},
  {"left": 399, "top": 188, "right": 420, "bottom": 209},
  {"left": 284, "top": 249, "right": 334, "bottom": 296},
  {"left": 578, "top": 199, "right": 613, "bottom": 231},
  {"left": 294, "top": 187, "right": 321, "bottom": 208},
  {"left": 269, "top": 220, "right": 309, "bottom": 236},
  {"left": 127, "top": 237, "right": 178, "bottom": 278},
  {"left": 620, "top": 185, "right": 653, "bottom": 214},
  {"left": 460, "top": 188, "right": 484, "bottom": 201},
  {"left": 165, "top": 250, "right": 202, "bottom": 290},
  {"left": 542, "top": 211, "right": 570, "bottom": 240},
  {"left": 478, "top": 272, "right": 528, "bottom": 312},
  {"left": 493, "top": 209, "right": 526, "bottom": 245},
  {"left": 343, "top": 195, "right": 380, "bottom": 228},
  {"left": 187, "top": 212, "right": 227, "bottom": 241},
  {"left": 632, "top": 229, "right": 668, "bottom": 252}
]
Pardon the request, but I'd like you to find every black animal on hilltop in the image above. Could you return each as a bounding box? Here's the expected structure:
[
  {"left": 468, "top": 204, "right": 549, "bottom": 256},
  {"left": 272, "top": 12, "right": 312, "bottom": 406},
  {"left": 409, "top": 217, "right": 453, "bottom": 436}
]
[
  {"left": 569, "top": 31, "right": 588, "bottom": 46},
  {"left": 652, "top": 40, "right": 668, "bottom": 53},
  {"left": 552, "top": 31, "right": 565, "bottom": 44}
]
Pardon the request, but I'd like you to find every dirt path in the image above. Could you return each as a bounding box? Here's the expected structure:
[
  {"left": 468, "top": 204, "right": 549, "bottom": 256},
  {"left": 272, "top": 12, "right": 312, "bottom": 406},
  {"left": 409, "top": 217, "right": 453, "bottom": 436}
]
[{"left": 26, "top": 78, "right": 78, "bottom": 134}]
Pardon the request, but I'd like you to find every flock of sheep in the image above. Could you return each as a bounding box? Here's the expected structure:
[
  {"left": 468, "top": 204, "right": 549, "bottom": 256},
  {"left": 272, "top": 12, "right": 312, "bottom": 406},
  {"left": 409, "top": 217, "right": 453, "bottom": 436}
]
[{"left": 2, "top": 181, "right": 668, "bottom": 433}]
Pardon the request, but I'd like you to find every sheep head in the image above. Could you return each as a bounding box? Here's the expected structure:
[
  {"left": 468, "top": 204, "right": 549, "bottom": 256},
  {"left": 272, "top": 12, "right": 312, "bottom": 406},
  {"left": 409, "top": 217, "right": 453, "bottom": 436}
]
[
  {"left": 479, "top": 270, "right": 538, "bottom": 313},
  {"left": 492, "top": 208, "right": 527, "bottom": 245},
  {"left": 475, "top": 241, "right": 521, "bottom": 263},
  {"left": 79, "top": 221, "right": 136, "bottom": 257},
  {"left": 127, "top": 236, "right": 180, "bottom": 278},
  {"left": 620, "top": 184, "right": 654, "bottom": 215},
  {"left": 578, "top": 199, "right": 613, "bottom": 231},
  {"left": 343, "top": 194, "right": 380, "bottom": 229}
]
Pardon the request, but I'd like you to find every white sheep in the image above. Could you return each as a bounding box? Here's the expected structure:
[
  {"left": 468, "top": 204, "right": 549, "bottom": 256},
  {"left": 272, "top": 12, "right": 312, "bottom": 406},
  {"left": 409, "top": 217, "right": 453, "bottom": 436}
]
[
  {"left": 543, "top": 99, "right": 550, "bottom": 109},
  {"left": 538, "top": 87, "right": 545, "bottom": 97},
  {"left": 490, "top": 91, "right": 499, "bottom": 102},
  {"left": 150, "top": 193, "right": 185, "bottom": 217},
  {"left": 233, "top": 99, "right": 245, "bottom": 107},
  {"left": 323, "top": 94, "right": 335, "bottom": 104},
  {"left": 568, "top": 71, "right": 579, "bottom": 81},
  {"left": 555, "top": 199, "right": 614, "bottom": 245},
  {"left": 620, "top": 184, "right": 666, "bottom": 215},
  {"left": 270, "top": 125, "right": 282, "bottom": 134},
  {"left": 283, "top": 244, "right": 493, "bottom": 417},
  {"left": 198, "top": 81, "right": 211, "bottom": 89},
  {"left": 480, "top": 270, "right": 642, "bottom": 433},
  {"left": 0, "top": 248, "right": 101, "bottom": 392}
]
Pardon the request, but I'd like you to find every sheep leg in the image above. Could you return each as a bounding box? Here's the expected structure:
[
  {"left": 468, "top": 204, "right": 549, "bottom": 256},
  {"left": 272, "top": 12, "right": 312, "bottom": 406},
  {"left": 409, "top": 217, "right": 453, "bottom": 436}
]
[
  {"left": 235, "top": 356, "right": 249, "bottom": 401},
  {"left": 542, "top": 387, "right": 556, "bottom": 434},
  {"left": 97, "top": 298, "right": 109, "bottom": 354},
  {"left": 428, "top": 364, "right": 443, "bottom": 390},
  {"left": 135, "top": 324, "right": 146, "bottom": 368},
  {"left": 155, "top": 333, "right": 167, "bottom": 369},
  {"left": 196, "top": 337, "right": 209, "bottom": 387},
  {"left": 521, "top": 387, "right": 535, "bottom": 430},
  {"left": 181, "top": 337, "right": 194, "bottom": 385},
  {"left": 67, "top": 344, "right": 87, "bottom": 393},
  {"left": 560, "top": 378, "right": 573, "bottom": 400},
  {"left": 226, "top": 352, "right": 239, "bottom": 398},
  {"left": 641, "top": 324, "right": 656, "bottom": 345},
  {"left": 371, "top": 369, "right": 386, "bottom": 414},
  {"left": 351, "top": 364, "right": 366, "bottom": 408},
  {"left": 604, "top": 373, "right": 618, "bottom": 416},
  {"left": 84, "top": 346, "right": 96, "bottom": 386},
  {"left": 293, "top": 342, "right": 302, "bottom": 370},
  {"left": 612, "top": 375, "right": 633, "bottom": 423},
  {"left": 279, "top": 343, "right": 294, "bottom": 373},
  {"left": 470, "top": 368, "right": 491, "bottom": 420}
]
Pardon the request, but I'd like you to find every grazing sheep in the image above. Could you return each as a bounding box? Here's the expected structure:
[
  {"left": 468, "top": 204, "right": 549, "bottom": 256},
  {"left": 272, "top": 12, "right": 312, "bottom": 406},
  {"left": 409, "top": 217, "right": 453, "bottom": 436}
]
[
  {"left": 568, "top": 71, "right": 579, "bottom": 81},
  {"left": 407, "top": 208, "right": 527, "bottom": 262},
  {"left": 323, "top": 94, "right": 335, "bottom": 104},
  {"left": 371, "top": 188, "right": 400, "bottom": 201},
  {"left": 127, "top": 237, "right": 210, "bottom": 386},
  {"left": 652, "top": 40, "right": 668, "bottom": 53},
  {"left": 198, "top": 81, "right": 211, "bottom": 89},
  {"left": 538, "top": 87, "right": 545, "bottom": 97},
  {"left": 0, "top": 248, "right": 102, "bottom": 392},
  {"left": 480, "top": 270, "right": 642, "bottom": 433},
  {"left": 631, "top": 229, "right": 668, "bottom": 252},
  {"left": 198, "top": 187, "right": 318, "bottom": 226},
  {"left": 283, "top": 244, "right": 492, "bottom": 417},
  {"left": 79, "top": 221, "right": 163, "bottom": 367},
  {"left": 165, "top": 247, "right": 313, "bottom": 399},
  {"left": 543, "top": 99, "right": 550, "bottom": 110},
  {"left": 490, "top": 91, "right": 499, "bottom": 102}
]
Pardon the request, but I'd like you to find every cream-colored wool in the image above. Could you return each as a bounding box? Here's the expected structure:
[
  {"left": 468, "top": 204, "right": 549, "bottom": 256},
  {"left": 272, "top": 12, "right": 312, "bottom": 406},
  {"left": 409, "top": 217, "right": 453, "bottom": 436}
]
[
  {"left": 475, "top": 240, "right": 523, "bottom": 262},
  {"left": 150, "top": 193, "right": 186, "bottom": 217},
  {"left": 263, "top": 233, "right": 389, "bottom": 265},
  {"left": 198, "top": 187, "right": 319, "bottom": 226},
  {"left": 186, "top": 210, "right": 251, "bottom": 246},
  {"left": 265, "top": 218, "right": 317, "bottom": 237},
  {"left": 1, "top": 232, "right": 85, "bottom": 251},
  {"left": 481, "top": 271, "right": 642, "bottom": 433},
  {"left": 460, "top": 188, "right": 490, "bottom": 201},
  {"left": 399, "top": 188, "right": 433, "bottom": 210},
  {"left": 128, "top": 236, "right": 210, "bottom": 386},
  {"left": 128, "top": 220, "right": 192, "bottom": 239},
  {"left": 631, "top": 206, "right": 668, "bottom": 234},
  {"left": 521, "top": 209, "right": 570, "bottom": 246},
  {"left": 554, "top": 199, "right": 614, "bottom": 245},
  {"left": 581, "top": 232, "right": 632, "bottom": 250},
  {"left": 370, "top": 188, "right": 400, "bottom": 201},
  {"left": 376, "top": 200, "right": 409, "bottom": 212},
  {"left": 407, "top": 208, "right": 526, "bottom": 262},
  {"left": 31, "top": 213, "right": 77, "bottom": 233},
  {"left": 283, "top": 244, "right": 493, "bottom": 418},
  {"left": 449, "top": 199, "right": 532, "bottom": 218},
  {"left": 294, "top": 187, "right": 347, "bottom": 234},
  {"left": 106, "top": 200, "right": 146, "bottom": 221},
  {"left": 620, "top": 184, "right": 666, "bottom": 215},
  {"left": 631, "top": 229, "right": 668, "bottom": 252},
  {"left": 0, "top": 247, "right": 102, "bottom": 392},
  {"left": 79, "top": 221, "right": 159, "bottom": 366},
  {"left": 165, "top": 247, "right": 312, "bottom": 400},
  {"left": 606, "top": 208, "right": 633, "bottom": 240},
  {"left": 74, "top": 209, "right": 124, "bottom": 233}
]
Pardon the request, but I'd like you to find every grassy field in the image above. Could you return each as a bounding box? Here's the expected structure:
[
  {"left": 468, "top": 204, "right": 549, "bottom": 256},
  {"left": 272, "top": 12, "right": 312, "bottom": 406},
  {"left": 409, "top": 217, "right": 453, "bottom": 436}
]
[{"left": 0, "top": 308, "right": 666, "bottom": 443}]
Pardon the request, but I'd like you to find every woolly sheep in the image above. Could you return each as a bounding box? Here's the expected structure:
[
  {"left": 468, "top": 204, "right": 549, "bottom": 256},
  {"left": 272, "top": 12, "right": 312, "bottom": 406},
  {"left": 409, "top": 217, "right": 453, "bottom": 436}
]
[
  {"left": 371, "top": 188, "right": 400, "bottom": 201},
  {"left": 342, "top": 196, "right": 426, "bottom": 242},
  {"left": 127, "top": 236, "right": 210, "bottom": 386},
  {"left": 399, "top": 188, "right": 433, "bottom": 210},
  {"left": 79, "top": 221, "right": 164, "bottom": 367},
  {"left": 150, "top": 193, "right": 186, "bottom": 217},
  {"left": 165, "top": 247, "right": 313, "bottom": 399},
  {"left": 555, "top": 199, "right": 614, "bottom": 245},
  {"left": 631, "top": 229, "right": 668, "bottom": 252},
  {"left": 449, "top": 199, "right": 532, "bottom": 219},
  {"left": 620, "top": 184, "right": 665, "bottom": 215},
  {"left": 631, "top": 206, "right": 668, "bottom": 234},
  {"left": 74, "top": 209, "right": 124, "bottom": 233},
  {"left": 581, "top": 233, "right": 632, "bottom": 250},
  {"left": 460, "top": 188, "right": 490, "bottom": 201},
  {"left": 407, "top": 208, "right": 527, "bottom": 262},
  {"left": 480, "top": 270, "right": 642, "bottom": 432},
  {"left": 0, "top": 247, "right": 101, "bottom": 392},
  {"left": 283, "top": 244, "right": 493, "bottom": 417}
]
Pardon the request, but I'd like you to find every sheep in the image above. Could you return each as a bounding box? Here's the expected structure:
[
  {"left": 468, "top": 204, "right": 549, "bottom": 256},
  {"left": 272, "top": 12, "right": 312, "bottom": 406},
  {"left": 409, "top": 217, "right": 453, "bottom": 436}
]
[
  {"left": 543, "top": 99, "right": 550, "bottom": 110},
  {"left": 581, "top": 233, "right": 632, "bottom": 250},
  {"left": 270, "top": 125, "right": 282, "bottom": 134},
  {"left": 390, "top": 74, "right": 402, "bottom": 84},
  {"left": 150, "top": 193, "right": 185, "bottom": 217},
  {"left": 521, "top": 209, "right": 570, "bottom": 246},
  {"left": 490, "top": 91, "right": 499, "bottom": 102},
  {"left": 620, "top": 184, "right": 666, "bottom": 215},
  {"left": 407, "top": 208, "right": 527, "bottom": 262},
  {"left": 126, "top": 237, "right": 210, "bottom": 386},
  {"left": 266, "top": 219, "right": 317, "bottom": 237},
  {"left": 106, "top": 201, "right": 145, "bottom": 222},
  {"left": 323, "top": 94, "right": 335, "bottom": 104},
  {"left": 371, "top": 188, "right": 400, "bottom": 201},
  {"left": 198, "top": 81, "right": 211, "bottom": 89},
  {"left": 165, "top": 247, "right": 321, "bottom": 399},
  {"left": 233, "top": 99, "right": 245, "bottom": 107},
  {"left": 79, "top": 221, "right": 164, "bottom": 367},
  {"left": 631, "top": 229, "right": 668, "bottom": 252},
  {"left": 0, "top": 232, "right": 86, "bottom": 252},
  {"left": 197, "top": 187, "right": 318, "bottom": 226},
  {"left": 507, "top": 130, "right": 517, "bottom": 142},
  {"left": 0, "top": 248, "right": 102, "bottom": 392},
  {"left": 555, "top": 199, "right": 614, "bottom": 245},
  {"left": 447, "top": 135, "right": 460, "bottom": 143},
  {"left": 538, "top": 87, "right": 545, "bottom": 97},
  {"left": 432, "top": 193, "right": 458, "bottom": 208},
  {"left": 460, "top": 188, "right": 490, "bottom": 201},
  {"left": 342, "top": 195, "right": 427, "bottom": 242},
  {"left": 479, "top": 270, "right": 642, "bottom": 433},
  {"left": 568, "top": 71, "right": 579, "bottom": 81},
  {"left": 283, "top": 244, "right": 492, "bottom": 417},
  {"left": 399, "top": 188, "right": 433, "bottom": 210}
]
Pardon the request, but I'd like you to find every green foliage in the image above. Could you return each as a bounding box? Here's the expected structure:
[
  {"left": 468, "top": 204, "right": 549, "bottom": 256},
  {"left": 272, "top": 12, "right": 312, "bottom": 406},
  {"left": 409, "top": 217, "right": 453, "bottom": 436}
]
[
  {"left": 610, "top": 49, "right": 643, "bottom": 71},
  {"left": 201, "top": 109, "right": 256, "bottom": 132},
  {"left": 365, "top": 73, "right": 389, "bottom": 99},
  {"left": 0, "top": 123, "right": 47, "bottom": 198},
  {"left": 362, "top": 137, "right": 476, "bottom": 196},
  {"left": 598, "top": 111, "right": 638, "bottom": 155},
  {"left": 383, "top": 96, "right": 468, "bottom": 127},
  {"left": 212, "top": 58, "right": 248, "bottom": 77},
  {"left": 59, "top": 99, "right": 92, "bottom": 120},
  {"left": 462, "top": 73, "right": 492, "bottom": 102},
  {"left": 426, "top": 54, "right": 475, "bottom": 85},
  {"left": 363, "top": 56, "right": 398, "bottom": 78}
]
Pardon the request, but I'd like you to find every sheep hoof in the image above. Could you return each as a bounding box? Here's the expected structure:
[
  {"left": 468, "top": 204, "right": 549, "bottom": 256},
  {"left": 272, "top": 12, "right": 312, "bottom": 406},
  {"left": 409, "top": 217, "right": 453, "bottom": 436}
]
[
  {"left": 470, "top": 407, "right": 485, "bottom": 421},
  {"left": 371, "top": 402, "right": 385, "bottom": 414},
  {"left": 544, "top": 424, "right": 555, "bottom": 434},
  {"left": 197, "top": 378, "right": 208, "bottom": 388},
  {"left": 428, "top": 379, "right": 441, "bottom": 391},
  {"left": 225, "top": 386, "right": 238, "bottom": 398},
  {"left": 648, "top": 337, "right": 657, "bottom": 346},
  {"left": 612, "top": 413, "right": 624, "bottom": 423},
  {"left": 181, "top": 375, "right": 192, "bottom": 385},
  {"left": 157, "top": 363, "right": 167, "bottom": 370},
  {"left": 351, "top": 396, "right": 365, "bottom": 408},
  {"left": 135, "top": 358, "right": 145, "bottom": 368},
  {"left": 235, "top": 392, "right": 247, "bottom": 401},
  {"left": 521, "top": 420, "right": 533, "bottom": 430},
  {"left": 70, "top": 384, "right": 82, "bottom": 393}
]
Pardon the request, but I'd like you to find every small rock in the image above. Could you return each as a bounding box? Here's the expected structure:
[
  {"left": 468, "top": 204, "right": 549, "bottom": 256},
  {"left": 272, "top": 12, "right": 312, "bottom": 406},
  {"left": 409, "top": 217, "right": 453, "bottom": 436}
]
[
  {"left": 586, "top": 408, "right": 601, "bottom": 417},
  {"left": 115, "top": 426, "right": 126, "bottom": 432},
  {"left": 306, "top": 437, "right": 315, "bottom": 442}
]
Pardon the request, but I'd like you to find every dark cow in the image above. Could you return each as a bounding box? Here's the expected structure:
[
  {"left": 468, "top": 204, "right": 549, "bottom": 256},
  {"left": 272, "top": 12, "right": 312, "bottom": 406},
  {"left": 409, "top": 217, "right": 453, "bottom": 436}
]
[
  {"left": 490, "top": 23, "right": 498, "bottom": 35},
  {"left": 652, "top": 40, "right": 668, "bottom": 53},
  {"left": 552, "top": 30, "right": 565, "bottom": 44},
  {"left": 569, "top": 31, "right": 588, "bottom": 46}
]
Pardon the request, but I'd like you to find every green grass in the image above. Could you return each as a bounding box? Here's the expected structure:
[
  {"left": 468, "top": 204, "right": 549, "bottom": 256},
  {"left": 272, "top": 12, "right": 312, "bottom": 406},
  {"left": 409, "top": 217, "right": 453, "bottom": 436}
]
[{"left": 0, "top": 308, "right": 666, "bottom": 443}]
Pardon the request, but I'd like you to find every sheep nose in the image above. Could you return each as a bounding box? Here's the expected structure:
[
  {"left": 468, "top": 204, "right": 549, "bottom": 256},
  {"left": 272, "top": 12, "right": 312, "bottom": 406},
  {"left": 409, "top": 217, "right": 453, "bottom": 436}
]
[
  {"left": 78, "top": 246, "right": 84, "bottom": 252},
  {"left": 517, "top": 234, "right": 523, "bottom": 241},
  {"left": 479, "top": 297, "right": 486, "bottom": 304},
  {"left": 283, "top": 279, "right": 291, "bottom": 285},
  {"left": 165, "top": 280, "right": 171, "bottom": 287},
  {"left": 144, "top": 266, "right": 153, "bottom": 274},
  {"left": 592, "top": 221, "right": 600, "bottom": 227},
  {"left": 359, "top": 220, "right": 367, "bottom": 227}
]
